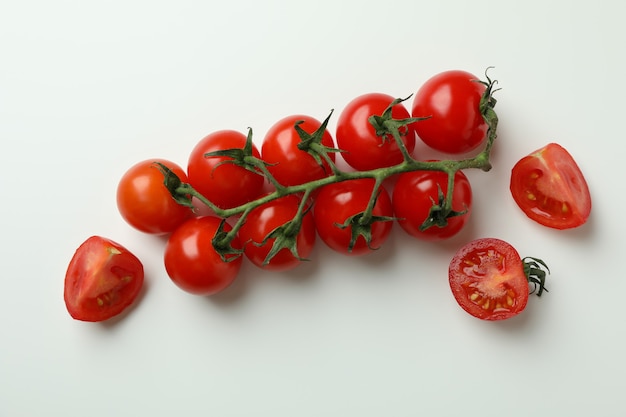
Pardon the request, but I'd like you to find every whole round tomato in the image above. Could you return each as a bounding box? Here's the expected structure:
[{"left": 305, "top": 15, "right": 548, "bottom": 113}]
[
  {"left": 261, "top": 114, "right": 336, "bottom": 187},
  {"left": 510, "top": 142, "right": 591, "bottom": 229},
  {"left": 336, "top": 93, "right": 416, "bottom": 171},
  {"left": 392, "top": 168, "right": 472, "bottom": 240},
  {"left": 314, "top": 178, "right": 393, "bottom": 256},
  {"left": 187, "top": 130, "right": 265, "bottom": 210},
  {"left": 238, "top": 194, "right": 316, "bottom": 271},
  {"left": 412, "top": 70, "right": 488, "bottom": 154},
  {"left": 64, "top": 236, "right": 144, "bottom": 322},
  {"left": 164, "top": 216, "right": 242, "bottom": 296},
  {"left": 117, "top": 159, "right": 192, "bottom": 234},
  {"left": 448, "top": 238, "right": 529, "bottom": 321}
]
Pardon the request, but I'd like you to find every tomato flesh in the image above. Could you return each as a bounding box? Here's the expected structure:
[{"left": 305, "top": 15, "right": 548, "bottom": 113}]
[
  {"left": 448, "top": 238, "right": 528, "bottom": 321},
  {"left": 510, "top": 143, "right": 591, "bottom": 229},
  {"left": 64, "top": 236, "right": 144, "bottom": 322}
]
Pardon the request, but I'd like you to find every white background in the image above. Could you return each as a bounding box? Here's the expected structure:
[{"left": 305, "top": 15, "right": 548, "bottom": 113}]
[{"left": 1, "top": 0, "right": 623, "bottom": 416}]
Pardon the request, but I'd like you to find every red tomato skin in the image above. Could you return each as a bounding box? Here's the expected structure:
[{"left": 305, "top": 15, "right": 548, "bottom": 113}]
[
  {"left": 412, "top": 70, "right": 488, "bottom": 154},
  {"left": 448, "top": 238, "right": 529, "bottom": 321},
  {"left": 392, "top": 169, "right": 472, "bottom": 240},
  {"left": 164, "top": 216, "right": 242, "bottom": 296},
  {"left": 187, "top": 130, "right": 265, "bottom": 210},
  {"left": 510, "top": 143, "right": 591, "bottom": 229},
  {"left": 261, "top": 115, "right": 336, "bottom": 187},
  {"left": 238, "top": 195, "right": 316, "bottom": 271},
  {"left": 64, "top": 236, "right": 144, "bottom": 322},
  {"left": 117, "top": 159, "right": 192, "bottom": 234},
  {"left": 336, "top": 93, "right": 416, "bottom": 171},
  {"left": 313, "top": 179, "right": 393, "bottom": 256}
]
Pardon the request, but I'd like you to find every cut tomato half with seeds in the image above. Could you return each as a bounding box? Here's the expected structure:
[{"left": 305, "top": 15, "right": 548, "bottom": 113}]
[{"left": 448, "top": 238, "right": 530, "bottom": 321}]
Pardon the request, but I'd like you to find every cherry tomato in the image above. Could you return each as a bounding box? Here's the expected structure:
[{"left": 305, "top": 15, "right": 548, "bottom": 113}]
[
  {"left": 314, "top": 179, "right": 393, "bottom": 256},
  {"left": 412, "top": 70, "right": 488, "bottom": 154},
  {"left": 117, "top": 159, "right": 192, "bottom": 234},
  {"left": 336, "top": 93, "right": 416, "bottom": 171},
  {"left": 261, "top": 115, "right": 336, "bottom": 187},
  {"left": 164, "top": 216, "right": 242, "bottom": 296},
  {"left": 238, "top": 194, "right": 316, "bottom": 271},
  {"left": 187, "top": 130, "right": 265, "bottom": 210},
  {"left": 64, "top": 236, "right": 144, "bottom": 322},
  {"left": 448, "top": 238, "right": 529, "bottom": 321},
  {"left": 392, "top": 169, "right": 472, "bottom": 240},
  {"left": 510, "top": 142, "right": 591, "bottom": 229}
]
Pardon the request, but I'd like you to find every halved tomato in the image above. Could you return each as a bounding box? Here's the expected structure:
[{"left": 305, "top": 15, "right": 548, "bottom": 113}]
[
  {"left": 64, "top": 236, "right": 144, "bottom": 322},
  {"left": 448, "top": 238, "right": 529, "bottom": 321},
  {"left": 510, "top": 143, "right": 591, "bottom": 229}
]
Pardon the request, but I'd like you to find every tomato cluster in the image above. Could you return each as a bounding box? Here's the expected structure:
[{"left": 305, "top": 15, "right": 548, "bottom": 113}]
[{"left": 64, "top": 69, "right": 591, "bottom": 323}]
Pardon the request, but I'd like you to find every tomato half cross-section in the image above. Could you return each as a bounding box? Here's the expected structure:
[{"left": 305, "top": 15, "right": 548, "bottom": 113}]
[
  {"left": 510, "top": 142, "right": 591, "bottom": 229},
  {"left": 64, "top": 236, "right": 144, "bottom": 322},
  {"left": 448, "top": 238, "right": 530, "bottom": 321}
]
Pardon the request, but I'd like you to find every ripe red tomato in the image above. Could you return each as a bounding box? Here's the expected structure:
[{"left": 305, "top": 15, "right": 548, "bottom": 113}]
[
  {"left": 64, "top": 236, "right": 144, "bottom": 322},
  {"left": 117, "top": 159, "right": 192, "bottom": 234},
  {"left": 238, "top": 194, "right": 316, "bottom": 271},
  {"left": 164, "top": 216, "right": 242, "bottom": 295},
  {"left": 392, "top": 169, "right": 472, "bottom": 240},
  {"left": 314, "top": 179, "right": 393, "bottom": 255},
  {"left": 261, "top": 115, "right": 336, "bottom": 186},
  {"left": 412, "top": 70, "right": 488, "bottom": 154},
  {"left": 448, "top": 238, "right": 529, "bottom": 321},
  {"left": 187, "top": 130, "right": 265, "bottom": 210},
  {"left": 336, "top": 93, "right": 416, "bottom": 171},
  {"left": 510, "top": 142, "right": 591, "bottom": 229}
]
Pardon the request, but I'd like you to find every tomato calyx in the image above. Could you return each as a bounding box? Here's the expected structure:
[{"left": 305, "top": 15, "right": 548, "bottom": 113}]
[
  {"left": 294, "top": 110, "right": 343, "bottom": 175},
  {"left": 476, "top": 67, "right": 500, "bottom": 159},
  {"left": 334, "top": 210, "right": 395, "bottom": 252},
  {"left": 211, "top": 219, "right": 245, "bottom": 262},
  {"left": 523, "top": 256, "right": 550, "bottom": 296},
  {"left": 418, "top": 183, "right": 468, "bottom": 232},
  {"left": 154, "top": 162, "right": 195, "bottom": 209},
  {"left": 368, "top": 96, "right": 428, "bottom": 161}
]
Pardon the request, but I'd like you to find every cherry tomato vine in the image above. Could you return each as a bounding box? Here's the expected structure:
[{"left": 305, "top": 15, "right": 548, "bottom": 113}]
[{"left": 157, "top": 71, "right": 499, "bottom": 265}]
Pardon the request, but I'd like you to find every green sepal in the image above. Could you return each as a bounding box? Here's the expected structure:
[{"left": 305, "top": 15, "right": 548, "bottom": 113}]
[
  {"left": 523, "top": 257, "right": 550, "bottom": 296},
  {"left": 294, "top": 110, "right": 343, "bottom": 169},
  {"left": 212, "top": 219, "right": 244, "bottom": 263},
  {"left": 335, "top": 212, "right": 395, "bottom": 253},
  {"left": 203, "top": 128, "right": 270, "bottom": 176},
  {"left": 255, "top": 220, "right": 308, "bottom": 266},
  {"left": 368, "top": 95, "right": 429, "bottom": 143},
  {"left": 153, "top": 162, "right": 195, "bottom": 209},
  {"left": 418, "top": 184, "right": 467, "bottom": 232}
]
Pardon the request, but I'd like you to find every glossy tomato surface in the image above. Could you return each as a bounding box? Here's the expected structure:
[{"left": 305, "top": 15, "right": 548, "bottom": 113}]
[
  {"left": 187, "top": 130, "right": 265, "bottom": 210},
  {"left": 448, "top": 238, "right": 529, "bottom": 321},
  {"left": 412, "top": 70, "right": 487, "bottom": 154},
  {"left": 117, "top": 159, "right": 192, "bottom": 234},
  {"left": 164, "top": 216, "right": 242, "bottom": 295},
  {"left": 336, "top": 93, "right": 416, "bottom": 171},
  {"left": 238, "top": 194, "right": 316, "bottom": 271},
  {"left": 392, "top": 169, "right": 472, "bottom": 240},
  {"left": 510, "top": 142, "right": 591, "bottom": 229},
  {"left": 314, "top": 179, "right": 393, "bottom": 255},
  {"left": 64, "top": 236, "right": 144, "bottom": 322},
  {"left": 261, "top": 114, "right": 335, "bottom": 187}
]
